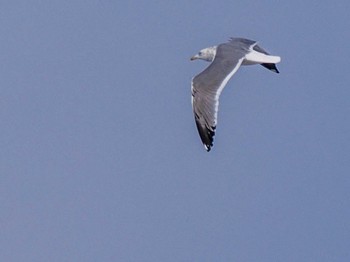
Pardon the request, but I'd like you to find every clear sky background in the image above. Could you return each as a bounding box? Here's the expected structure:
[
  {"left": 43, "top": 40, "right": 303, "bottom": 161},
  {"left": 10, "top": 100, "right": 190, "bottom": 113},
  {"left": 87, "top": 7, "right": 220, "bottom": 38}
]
[{"left": 1, "top": 1, "right": 349, "bottom": 261}]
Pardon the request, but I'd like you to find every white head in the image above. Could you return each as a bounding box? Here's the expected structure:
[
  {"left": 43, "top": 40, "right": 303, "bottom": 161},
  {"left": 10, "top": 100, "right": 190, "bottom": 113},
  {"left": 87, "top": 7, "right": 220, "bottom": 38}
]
[{"left": 190, "top": 46, "right": 217, "bottom": 62}]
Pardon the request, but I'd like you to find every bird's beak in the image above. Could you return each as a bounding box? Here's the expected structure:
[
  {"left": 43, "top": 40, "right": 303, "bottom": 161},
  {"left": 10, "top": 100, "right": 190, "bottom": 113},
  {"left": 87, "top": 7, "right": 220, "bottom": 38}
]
[{"left": 190, "top": 55, "right": 198, "bottom": 61}]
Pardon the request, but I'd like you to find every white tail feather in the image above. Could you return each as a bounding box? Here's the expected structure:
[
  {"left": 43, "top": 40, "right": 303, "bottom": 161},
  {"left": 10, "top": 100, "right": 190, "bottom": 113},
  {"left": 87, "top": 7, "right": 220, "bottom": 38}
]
[{"left": 245, "top": 49, "right": 281, "bottom": 64}]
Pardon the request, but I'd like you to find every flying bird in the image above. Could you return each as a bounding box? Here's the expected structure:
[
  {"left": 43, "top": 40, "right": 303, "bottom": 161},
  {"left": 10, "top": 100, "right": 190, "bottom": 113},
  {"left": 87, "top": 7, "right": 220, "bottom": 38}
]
[{"left": 191, "top": 37, "right": 281, "bottom": 152}]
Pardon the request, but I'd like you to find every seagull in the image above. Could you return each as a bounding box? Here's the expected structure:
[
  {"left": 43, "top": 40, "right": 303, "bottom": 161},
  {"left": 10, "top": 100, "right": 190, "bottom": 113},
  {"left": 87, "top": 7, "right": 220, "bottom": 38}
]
[{"left": 190, "top": 37, "right": 281, "bottom": 152}]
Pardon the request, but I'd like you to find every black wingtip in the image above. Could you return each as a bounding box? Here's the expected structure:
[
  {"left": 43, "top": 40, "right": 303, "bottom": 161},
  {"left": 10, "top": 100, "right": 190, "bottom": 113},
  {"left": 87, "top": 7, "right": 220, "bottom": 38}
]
[
  {"left": 261, "top": 63, "right": 279, "bottom": 73},
  {"left": 195, "top": 120, "right": 215, "bottom": 152},
  {"left": 204, "top": 144, "right": 212, "bottom": 152}
]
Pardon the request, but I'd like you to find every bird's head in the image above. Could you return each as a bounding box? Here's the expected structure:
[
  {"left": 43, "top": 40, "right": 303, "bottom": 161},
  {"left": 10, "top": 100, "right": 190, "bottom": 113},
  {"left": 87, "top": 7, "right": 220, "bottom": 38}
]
[{"left": 190, "top": 46, "right": 217, "bottom": 62}]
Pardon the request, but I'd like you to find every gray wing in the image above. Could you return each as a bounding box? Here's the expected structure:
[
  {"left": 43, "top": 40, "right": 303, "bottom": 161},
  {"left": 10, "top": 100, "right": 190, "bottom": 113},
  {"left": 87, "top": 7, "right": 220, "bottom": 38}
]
[{"left": 191, "top": 41, "right": 248, "bottom": 151}]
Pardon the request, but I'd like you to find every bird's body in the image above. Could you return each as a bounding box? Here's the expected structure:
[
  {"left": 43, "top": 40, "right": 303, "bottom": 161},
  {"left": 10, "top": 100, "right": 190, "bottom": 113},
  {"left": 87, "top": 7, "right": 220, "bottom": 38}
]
[{"left": 191, "top": 37, "right": 281, "bottom": 151}]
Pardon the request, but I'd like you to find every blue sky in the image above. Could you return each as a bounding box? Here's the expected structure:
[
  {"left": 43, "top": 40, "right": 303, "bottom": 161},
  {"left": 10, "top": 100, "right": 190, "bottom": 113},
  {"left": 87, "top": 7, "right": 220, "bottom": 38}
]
[{"left": 1, "top": 1, "right": 349, "bottom": 261}]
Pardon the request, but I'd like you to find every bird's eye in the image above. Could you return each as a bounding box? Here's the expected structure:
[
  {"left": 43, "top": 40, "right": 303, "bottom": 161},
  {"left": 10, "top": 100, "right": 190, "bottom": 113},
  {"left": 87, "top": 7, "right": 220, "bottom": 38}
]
[{"left": 198, "top": 52, "right": 202, "bottom": 56}]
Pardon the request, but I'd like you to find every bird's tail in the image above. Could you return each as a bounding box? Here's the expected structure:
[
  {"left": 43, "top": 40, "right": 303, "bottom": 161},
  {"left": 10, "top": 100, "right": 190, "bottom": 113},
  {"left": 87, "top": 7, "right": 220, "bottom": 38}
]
[{"left": 245, "top": 49, "right": 281, "bottom": 64}]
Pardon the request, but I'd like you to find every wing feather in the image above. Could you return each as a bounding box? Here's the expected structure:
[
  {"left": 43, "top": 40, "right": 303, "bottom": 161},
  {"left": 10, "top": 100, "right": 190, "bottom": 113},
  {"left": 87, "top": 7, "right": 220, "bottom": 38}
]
[{"left": 191, "top": 42, "right": 246, "bottom": 151}]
